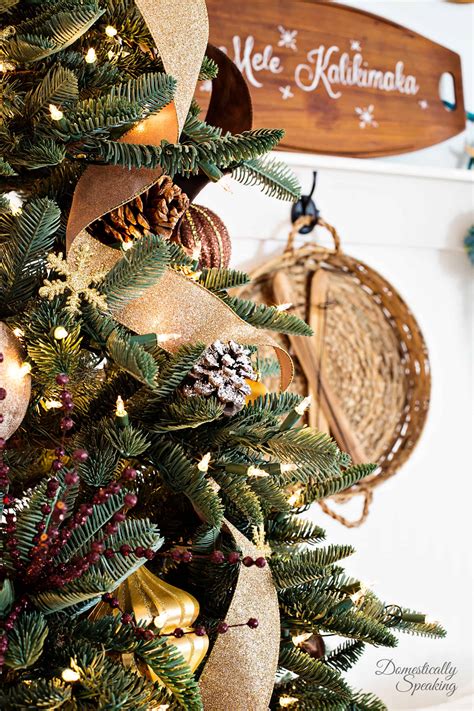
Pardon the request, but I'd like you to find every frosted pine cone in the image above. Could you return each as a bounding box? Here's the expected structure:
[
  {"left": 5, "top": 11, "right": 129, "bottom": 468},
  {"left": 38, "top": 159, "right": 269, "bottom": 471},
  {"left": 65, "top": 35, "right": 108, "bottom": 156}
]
[{"left": 182, "top": 340, "right": 257, "bottom": 417}]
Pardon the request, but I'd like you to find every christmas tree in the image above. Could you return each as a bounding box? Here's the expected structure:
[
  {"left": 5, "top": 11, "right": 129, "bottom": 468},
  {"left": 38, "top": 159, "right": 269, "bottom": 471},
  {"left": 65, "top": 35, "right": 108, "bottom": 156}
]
[{"left": 0, "top": 1, "right": 445, "bottom": 710}]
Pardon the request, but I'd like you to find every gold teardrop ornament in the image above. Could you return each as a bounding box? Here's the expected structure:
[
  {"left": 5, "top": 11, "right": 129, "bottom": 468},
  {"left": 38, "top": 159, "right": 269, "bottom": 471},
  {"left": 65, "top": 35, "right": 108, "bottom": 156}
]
[{"left": 90, "top": 566, "right": 208, "bottom": 677}]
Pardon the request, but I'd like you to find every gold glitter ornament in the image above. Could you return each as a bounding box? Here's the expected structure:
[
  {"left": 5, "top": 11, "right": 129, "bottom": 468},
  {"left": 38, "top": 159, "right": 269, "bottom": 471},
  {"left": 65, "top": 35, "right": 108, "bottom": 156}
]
[
  {"left": 0, "top": 322, "right": 32, "bottom": 441},
  {"left": 174, "top": 205, "right": 232, "bottom": 268},
  {"left": 90, "top": 566, "right": 208, "bottom": 677},
  {"left": 245, "top": 378, "right": 268, "bottom": 405}
]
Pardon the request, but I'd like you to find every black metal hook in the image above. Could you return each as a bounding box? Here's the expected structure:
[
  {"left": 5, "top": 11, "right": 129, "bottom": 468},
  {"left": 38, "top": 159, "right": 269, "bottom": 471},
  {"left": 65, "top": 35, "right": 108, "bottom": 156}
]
[{"left": 291, "top": 170, "right": 320, "bottom": 234}]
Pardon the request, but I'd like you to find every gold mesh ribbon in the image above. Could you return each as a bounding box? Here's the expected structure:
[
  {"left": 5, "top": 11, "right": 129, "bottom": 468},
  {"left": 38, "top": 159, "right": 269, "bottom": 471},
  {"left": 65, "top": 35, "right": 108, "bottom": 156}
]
[{"left": 199, "top": 521, "right": 280, "bottom": 711}]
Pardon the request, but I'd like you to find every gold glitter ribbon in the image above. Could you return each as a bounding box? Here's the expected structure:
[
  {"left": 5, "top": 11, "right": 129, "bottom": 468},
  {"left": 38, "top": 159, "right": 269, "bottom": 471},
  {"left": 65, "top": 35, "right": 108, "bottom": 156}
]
[
  {"left": 199, "top": 521, "right": 280, "bottom": 711},
  {"left": 69, "top": 233, "right": 293, "bottom": 389}
]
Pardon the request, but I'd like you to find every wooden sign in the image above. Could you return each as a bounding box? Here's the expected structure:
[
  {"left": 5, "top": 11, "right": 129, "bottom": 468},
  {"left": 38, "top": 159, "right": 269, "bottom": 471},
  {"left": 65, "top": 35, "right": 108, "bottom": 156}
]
[{"left": 203, "top": 0, "right": 465, "bottom": 157}]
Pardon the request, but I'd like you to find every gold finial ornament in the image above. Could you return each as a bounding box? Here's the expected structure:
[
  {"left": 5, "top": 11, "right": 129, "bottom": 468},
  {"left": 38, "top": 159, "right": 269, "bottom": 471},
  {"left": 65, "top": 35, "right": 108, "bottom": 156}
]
[{"left": 90, "top": 566, "right": 208, "bottom": 677}]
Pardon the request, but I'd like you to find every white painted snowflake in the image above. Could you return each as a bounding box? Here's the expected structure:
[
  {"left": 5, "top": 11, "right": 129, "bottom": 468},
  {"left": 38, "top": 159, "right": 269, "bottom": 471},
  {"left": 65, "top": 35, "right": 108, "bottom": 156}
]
[
  {"left": 350, "top": 39, "right": 362, "bottom": 52},
  {"left": 200, "top": 79, "right": 213, "bottom": 93},
  {"left": 418, "top": 99, "right": 429, "bottom": 110},
  {"left": 277, "top": 25, "right": 298, "bottom": 51},
  {"left": 355, "top": 105, "right": 378, "bottom": 129},
  {"left": 279, "top": 85, "right": 294, "bottom": 101}
]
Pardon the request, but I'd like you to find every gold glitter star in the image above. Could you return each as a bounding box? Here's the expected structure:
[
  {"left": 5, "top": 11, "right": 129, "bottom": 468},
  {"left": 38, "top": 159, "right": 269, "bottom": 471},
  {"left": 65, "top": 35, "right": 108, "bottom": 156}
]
[{"left": 39, "top": 245, "right": 109, "bottom": 315}]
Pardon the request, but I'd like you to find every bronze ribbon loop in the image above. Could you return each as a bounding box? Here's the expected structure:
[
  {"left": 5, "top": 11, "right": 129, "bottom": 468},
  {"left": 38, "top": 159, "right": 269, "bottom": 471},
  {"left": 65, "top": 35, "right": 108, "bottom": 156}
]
[{"left": 199, "top": 521, "right": 280, "bottom": 711}]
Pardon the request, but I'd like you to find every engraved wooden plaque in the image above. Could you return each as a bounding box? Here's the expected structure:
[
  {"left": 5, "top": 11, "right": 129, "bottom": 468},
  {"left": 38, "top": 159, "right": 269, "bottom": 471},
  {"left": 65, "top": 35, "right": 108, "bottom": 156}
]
[{"left": 202, "top": 0, "right": 465, "bottom": 156}]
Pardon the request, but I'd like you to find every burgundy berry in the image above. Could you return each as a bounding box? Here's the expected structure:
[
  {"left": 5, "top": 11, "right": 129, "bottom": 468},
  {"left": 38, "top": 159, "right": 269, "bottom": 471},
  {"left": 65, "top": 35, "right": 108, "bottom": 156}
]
[
  {"left": 144, "top": 549, "right": 155, "bottom": 560},
  {"left": 60, "top": 417, "right": 74, "bottom": 431},
  {"left": 120, "top": 544, "right": 132, "bottom": 557},
  {"left": 91, "top": 541, "right": 104, "bottom": 554},
  {"left": 227, "top": 552, "right": 240, "bottom": 564},
  {"left": 124, "top": 493, "right": 137, "bottom": 508},
  {"left": 55, "top": 447, "right": 66, "bottom": 457},
  {"left": 210, "top": 550, "right": 225, "bottom": 564},
  {"left": 242, "top": 556, "right": 254, "bottom": 568},
  {"left": 41, "top": 504, "right": 51, "bottom": 515},
  {"left": 55, "top": 373, "right": 69, "bottom": 385},
  {"left": 0, "top": 389, "right": 7, "bottom": 401},
  {"left": 0, "top": 437, "right": 6, "bottom": 450},
  {"left": 247, "top": 618, "right": 259, "bottom": 629},
  {"left": 173, "top": 628, "right": 184, "bottom": 638},
  {"left": 181, "top": 551, "right": 193, "bottom": 563},
  {"left": 142, "top": 629, "right": 154, "bottom": 641},
  {"left": 255, "top": 557, "right": 267, "bottom": 569},
  {"left": 104, "top": 549, "right": 115, "bottom": 559},
  {"left": 194, "top": 625, "right": 207, "bottom": 637},
  {"left": 217, "top": 621, "right": 229, "bottom": 634},
  {"left": 52, "top": 460, "right": 63, "bottom": 472},
  {"left": 64, "top": 472, "right": 79, "bottom": 486},
  {"left": 110, "top": 597, "right": 120, "bottom": 609},
  {"left": 121, "top": 613, "right": 133, "bottom": 625},
  {"left": 171, "top": 549, "right": 182, "bottom": 562},
  {"left": 72, "top": 449, "right": 88, "bottom": 462},
  {"left": 121, "top": 467, "right": 137, "bottom": 481},
  {"left": 112, "top": 512, "right": 126, "bottom": 523},
  {"left": 107, "top": 482, "right": 121, "bottom": 495}
]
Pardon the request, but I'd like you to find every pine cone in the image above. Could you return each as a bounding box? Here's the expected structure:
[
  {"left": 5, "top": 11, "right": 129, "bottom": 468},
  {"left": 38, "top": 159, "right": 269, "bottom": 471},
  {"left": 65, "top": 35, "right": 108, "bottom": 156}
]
[
  {"left": 182, "top": 340, "right": 257, "bottom": 417},
  {"left": 89, "top": 175, "right": 189, "bottom": 246}
]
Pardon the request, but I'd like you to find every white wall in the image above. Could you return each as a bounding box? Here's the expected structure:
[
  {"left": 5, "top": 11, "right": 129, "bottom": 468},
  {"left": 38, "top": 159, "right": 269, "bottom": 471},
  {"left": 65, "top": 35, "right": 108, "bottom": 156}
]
[{"left": 199, "top": 149, "right": 473, "bottom": 710}]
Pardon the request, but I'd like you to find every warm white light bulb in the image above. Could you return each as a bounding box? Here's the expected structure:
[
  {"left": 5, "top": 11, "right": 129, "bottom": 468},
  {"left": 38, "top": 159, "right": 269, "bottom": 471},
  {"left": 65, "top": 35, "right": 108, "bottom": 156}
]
[
  {"left": 53, "top": 326, "right": 68, "bottom": 340},
  {"left": 276, "top": 303, "right": 293, "bottom": 312},
  {"left": 85, "top": 47, "right": 97, "bottom": 63},
  {"left": 287, "top": 489, "right": 302, "bottom": 507},
  {"left": 280, "top": 463, "right": 297, "bottom": 473},
  {"left": 197, "top": 452, "right": 211, "bottom": 473},
  {"left": 295, "top": 395, "right": 312, "bottom": 416},
  {"left": 279, "top": 698, "right": 298, "bottom": 708},
  {"left": 291, "top": 632, "right": 312, "bottom": 646},
  {"left": 12, "top": 327, "right": 24, "bottom": 338},
  {"left": 61, "top": 667, "right": 80, "bottom": 683},
  {"left": 49, "top": 104, "right": 64, "bottom": 121},
  {"left": 247, "top": 465, "right": 269, "bottom": 478},
  {"left": 6, "top": 191, "right": 23, "bottom": 215},
  {"left": 116, "top": 395, "right": 127, "bottom": 417},
  {"left": 44, "top": 399, "right": 63, "bottom": 410},
  {"left": 105, "top": 25, "right": 118, "bottom": 37}
]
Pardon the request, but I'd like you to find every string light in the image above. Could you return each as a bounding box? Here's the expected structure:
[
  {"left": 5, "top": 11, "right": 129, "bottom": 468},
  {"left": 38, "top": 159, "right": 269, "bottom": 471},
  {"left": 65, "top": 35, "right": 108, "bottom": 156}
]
[
  {"left": 279, "top": 698, "right": 298, "bottom": 708},
  {"left": 276, "top": 303, "right": 293, "bottom": 312},
  {"left": 197, "top": 452, "right": 211, "bottom": 473},
  {"left": 85, "top": 48, "right": 97, "bottom": 63},
  {"left": 12, "top": 327, "right": 24, "bottom": 338},
  {"left": 105, "top": 25, "right": 118, "bottom": 37},
  {"left": 5, "top": 191, "right": 22, "bottom": 215},
  {"left": 61, "top": 668, "right": 80, "bottom": 683},
  {"left": 295, "top": 395, "right": 312, "bottom": 416},
  {"left": 153, "top": 610, "right": 168, "bottom": 628},
  {"left": 49, "top": 104, "right": 64, "bottom": 121},
  {"left": 44, "top": 399, "right": 63, "bottom": 410},
  {"left": 247, "top": 465, "right": 269, "bottom": 478},
  {"left": 115, "top": 396, "right": 129, "bottom": 428},
  {"left": 121, "top": 241, "right": 134, "bottom": 252},
  {"left": 53, "top": 326, "right": 68, "bottom": 340},
  {"left": 107, "top": 49, "right": 116, "bottom": 61},
  {"left": 280, "top": 395, "right": 311, "bottom": 431},
  {"left": 280, "top": 463, "right": 297, "bottom": 473},
  {"left": 287, "top": 489, "right": 302, "bottom": 507}
]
